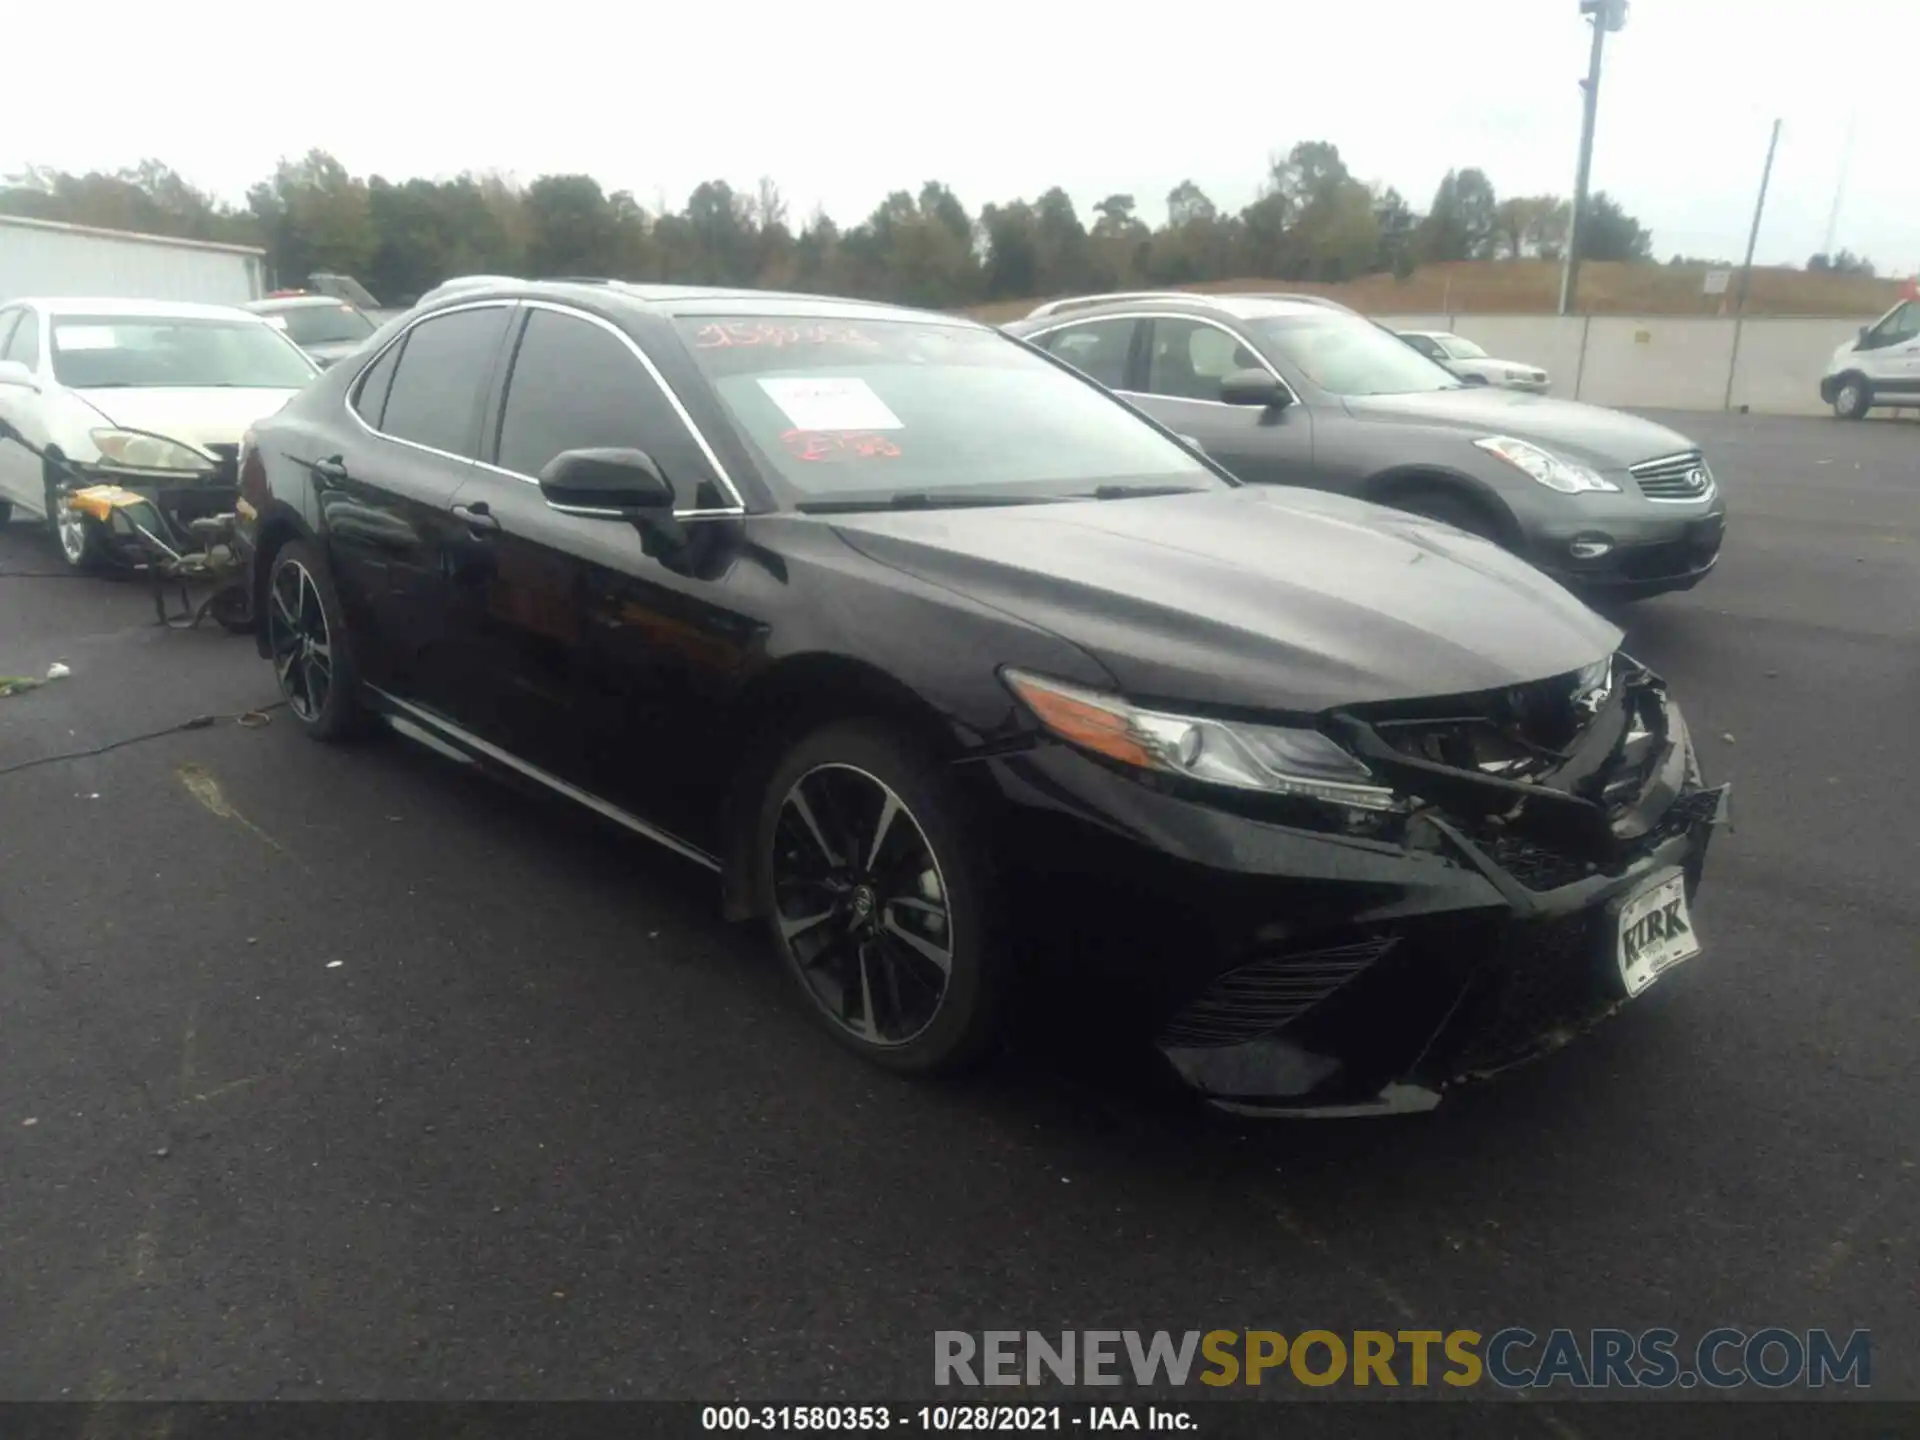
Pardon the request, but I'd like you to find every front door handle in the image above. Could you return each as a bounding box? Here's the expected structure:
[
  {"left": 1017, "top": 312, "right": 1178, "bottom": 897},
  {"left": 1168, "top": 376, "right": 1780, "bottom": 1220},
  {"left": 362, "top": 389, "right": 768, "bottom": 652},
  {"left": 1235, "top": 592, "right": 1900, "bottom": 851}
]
[
  {"left": 452, "top": 502, "right": 499, "bottom": 535},
  {"left": 311, "top": 455, "right": 349, "bottom": 485}
]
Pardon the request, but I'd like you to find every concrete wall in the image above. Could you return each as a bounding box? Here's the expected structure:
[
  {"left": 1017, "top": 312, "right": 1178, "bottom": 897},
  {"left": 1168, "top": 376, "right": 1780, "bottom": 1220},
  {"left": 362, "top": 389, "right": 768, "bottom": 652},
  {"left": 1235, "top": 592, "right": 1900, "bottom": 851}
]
[{"left": 1374, "top": 313, "right": 1863, "bottom": 416}]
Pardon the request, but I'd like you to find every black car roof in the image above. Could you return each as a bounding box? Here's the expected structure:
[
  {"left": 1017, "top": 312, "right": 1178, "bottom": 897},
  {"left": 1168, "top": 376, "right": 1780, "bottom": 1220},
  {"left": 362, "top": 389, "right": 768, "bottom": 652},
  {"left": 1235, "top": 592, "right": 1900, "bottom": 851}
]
[{"left": 416, "top": 277, "right": 979, "bottom": 328}]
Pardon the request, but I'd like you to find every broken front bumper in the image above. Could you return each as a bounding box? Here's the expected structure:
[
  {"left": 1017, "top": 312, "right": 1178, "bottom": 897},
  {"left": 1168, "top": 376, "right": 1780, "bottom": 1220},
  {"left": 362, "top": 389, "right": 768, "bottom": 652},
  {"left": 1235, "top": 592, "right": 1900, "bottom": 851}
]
[{"left": 974, "top": 659, "right": 1729, "bottom": 1115}]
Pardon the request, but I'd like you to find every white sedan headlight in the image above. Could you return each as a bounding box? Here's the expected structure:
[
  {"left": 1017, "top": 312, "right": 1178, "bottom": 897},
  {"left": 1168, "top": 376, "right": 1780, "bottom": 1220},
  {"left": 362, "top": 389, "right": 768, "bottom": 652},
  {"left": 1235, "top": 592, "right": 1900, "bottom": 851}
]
[
  {"left": 1003, "top": 669, "right": 1401, "bottom": 813},
  {"left": 90, "top": 429, "right": 215, "bottom": 473},
  {"left": 1473, "top": 435, "right": 1619, "bottom": 494}
]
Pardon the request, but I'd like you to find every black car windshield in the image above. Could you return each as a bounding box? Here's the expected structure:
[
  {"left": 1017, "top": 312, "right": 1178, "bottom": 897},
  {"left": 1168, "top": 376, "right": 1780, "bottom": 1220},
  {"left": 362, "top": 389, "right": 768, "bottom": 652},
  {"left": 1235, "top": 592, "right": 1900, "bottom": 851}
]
[
  {"left": 49, "top": 316, "right": 318, "bottom": 389},
  {"left": 268, "top": 303, "right": 376, "bottom": 347},
  {"left": 672, "top": 316, "right": 1221, "bottom": 506},
  {"left": 1253, "top": 315, "right": 1465, "bottom": 396}
]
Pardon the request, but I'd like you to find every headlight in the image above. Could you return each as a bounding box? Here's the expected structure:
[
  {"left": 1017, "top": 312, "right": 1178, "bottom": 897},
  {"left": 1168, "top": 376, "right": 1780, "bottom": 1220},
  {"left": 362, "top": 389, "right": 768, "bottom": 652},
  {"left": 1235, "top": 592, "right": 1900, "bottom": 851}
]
[
  {"left": 1002, "top": 669, "right": 1401, "bottom": 812},
  {"left": 89, "top": 429, "right": 214, "bottom": 472},
  {"left": 1473, "top": 435, "right": 1619, "bottom": 494}
]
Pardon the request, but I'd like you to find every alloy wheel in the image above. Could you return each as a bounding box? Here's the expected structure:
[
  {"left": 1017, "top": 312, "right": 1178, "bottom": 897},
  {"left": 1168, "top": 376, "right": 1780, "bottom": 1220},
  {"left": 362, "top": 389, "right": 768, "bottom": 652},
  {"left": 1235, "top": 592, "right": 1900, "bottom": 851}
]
[
  {"left": 266, "top": 559, "right": 334, "bottom": 723},
  {"left": 53, "top": 490, "right": 88, "bottom": 565},
  {"left": 770, "top": 763, "right": 954, "bottom": 1047},
  {"left": 1836, "top": 381, "right": 1863, "bottom": 417}
]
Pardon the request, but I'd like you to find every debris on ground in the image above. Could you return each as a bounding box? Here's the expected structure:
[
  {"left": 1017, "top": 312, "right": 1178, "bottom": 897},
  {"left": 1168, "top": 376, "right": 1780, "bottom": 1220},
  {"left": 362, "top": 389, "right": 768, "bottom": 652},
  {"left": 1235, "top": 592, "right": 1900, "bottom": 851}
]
[{"left": 1, "top": 663, "right": 72, "bottom": 697}]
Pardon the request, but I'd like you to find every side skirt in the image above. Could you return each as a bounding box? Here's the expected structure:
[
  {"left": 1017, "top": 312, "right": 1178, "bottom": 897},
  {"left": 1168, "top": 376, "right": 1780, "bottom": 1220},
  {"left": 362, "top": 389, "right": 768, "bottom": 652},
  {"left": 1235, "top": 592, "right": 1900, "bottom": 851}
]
[{"left": 363, "top": 685, "right": 723, "bottom": 874}]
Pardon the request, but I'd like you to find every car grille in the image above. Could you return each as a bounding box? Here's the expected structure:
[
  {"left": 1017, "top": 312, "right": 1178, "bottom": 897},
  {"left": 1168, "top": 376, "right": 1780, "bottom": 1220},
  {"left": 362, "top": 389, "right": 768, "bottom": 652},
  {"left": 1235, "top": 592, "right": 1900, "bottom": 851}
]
[
  {"left": 1159, "top": 936, "right": 1398, "bottom": 1047},
  {"left": 1630, "top": 450, "right": 1714, "bottom": 500}
]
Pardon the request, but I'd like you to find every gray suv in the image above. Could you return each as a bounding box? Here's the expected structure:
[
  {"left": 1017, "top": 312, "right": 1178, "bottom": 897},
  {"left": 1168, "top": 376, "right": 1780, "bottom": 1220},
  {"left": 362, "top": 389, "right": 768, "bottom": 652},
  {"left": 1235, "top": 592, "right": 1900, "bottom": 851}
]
[{"left": 1005, "top": 294, "right": 1727, "bottom": 600}]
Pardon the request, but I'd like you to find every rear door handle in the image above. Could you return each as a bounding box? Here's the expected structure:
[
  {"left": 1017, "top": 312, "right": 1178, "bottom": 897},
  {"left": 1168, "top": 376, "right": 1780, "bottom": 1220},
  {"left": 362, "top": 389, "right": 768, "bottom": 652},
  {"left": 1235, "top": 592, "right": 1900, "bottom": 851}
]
[
  {"left": 311, "top": 455, "right": 349, "bottom": 485},
  {"left": 452, "top": 502, "right": 499, "bottom": 535}
]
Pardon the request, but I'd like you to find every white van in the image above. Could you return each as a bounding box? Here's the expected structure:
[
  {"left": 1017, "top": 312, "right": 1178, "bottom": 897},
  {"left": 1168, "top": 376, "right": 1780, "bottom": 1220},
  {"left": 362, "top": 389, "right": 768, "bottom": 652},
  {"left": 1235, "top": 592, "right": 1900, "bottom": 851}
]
[{"left": 1820, "top": 297, "right": 1920, "bottom": 419}]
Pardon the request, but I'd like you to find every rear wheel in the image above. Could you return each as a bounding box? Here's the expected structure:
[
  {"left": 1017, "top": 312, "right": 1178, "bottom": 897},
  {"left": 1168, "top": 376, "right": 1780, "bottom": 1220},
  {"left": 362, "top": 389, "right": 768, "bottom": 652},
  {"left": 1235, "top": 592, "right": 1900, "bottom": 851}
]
[
  {"left": 264, "top": 539, "right": 374, "bottom": 742},
  {"left": 754, "top": 720, "right": 1006, "bottom": 1075},
  {"left": 1832, "top": 374, "right": 1872, "bottom": 420}
]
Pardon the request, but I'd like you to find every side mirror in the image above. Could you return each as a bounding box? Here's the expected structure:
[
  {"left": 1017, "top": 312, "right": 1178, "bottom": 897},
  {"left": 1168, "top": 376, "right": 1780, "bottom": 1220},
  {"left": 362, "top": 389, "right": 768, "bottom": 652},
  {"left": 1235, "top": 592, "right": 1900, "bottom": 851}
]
[
  {"left": 1219, "top": 368, "right": 1288, "bottom": 408},
  {"left": 539, "top": 447, "right": 675, "bottom": 516},
  {"left": 539, "top": 446, "right": 686, "bottom": 558},
  {"left": 1176, "top": 434, "right": 1206, "bottom": 455},
  {"left": 0, "top": 360, "right": 38, "bottom": 392},
  {"left": 1857, "top": 325, "right": 1870, "bottom": 343}
]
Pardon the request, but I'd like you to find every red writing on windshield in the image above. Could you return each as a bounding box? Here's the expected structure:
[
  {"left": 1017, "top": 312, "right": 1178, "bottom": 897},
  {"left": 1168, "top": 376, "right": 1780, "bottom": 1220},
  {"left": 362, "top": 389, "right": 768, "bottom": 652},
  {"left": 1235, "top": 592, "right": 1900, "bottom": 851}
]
[
  {"left": 694, "top": 322, "right": 880, "bottom": 350},
  {"left": 781, "top": 430, "right": 902, "bottom": 462}
]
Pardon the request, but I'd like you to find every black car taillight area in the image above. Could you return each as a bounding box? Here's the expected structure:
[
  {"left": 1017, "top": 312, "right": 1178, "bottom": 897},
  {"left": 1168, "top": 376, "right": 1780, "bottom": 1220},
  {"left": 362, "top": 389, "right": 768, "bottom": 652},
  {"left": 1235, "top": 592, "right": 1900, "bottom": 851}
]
[
  {"left": 1158, "top": 936, "right": 1399, "bottom": 1048},
  {"left": 238, "top": 431, "right": 268, "bottom": 511}
]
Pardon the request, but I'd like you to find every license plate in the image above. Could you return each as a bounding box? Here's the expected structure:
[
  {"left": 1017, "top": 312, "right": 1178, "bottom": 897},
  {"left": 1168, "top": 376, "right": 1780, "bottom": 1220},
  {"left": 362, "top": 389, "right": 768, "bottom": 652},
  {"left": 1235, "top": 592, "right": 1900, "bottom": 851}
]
[{"left": 1616, "top": 869, "right": 1701, "bottom": 998}]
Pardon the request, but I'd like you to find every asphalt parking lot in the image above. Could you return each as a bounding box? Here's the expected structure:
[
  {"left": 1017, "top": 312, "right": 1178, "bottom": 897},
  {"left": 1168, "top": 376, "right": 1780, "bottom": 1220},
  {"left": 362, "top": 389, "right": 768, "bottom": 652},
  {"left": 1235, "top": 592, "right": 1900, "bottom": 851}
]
[{"left": 1, "top": 410, "right": 1915, "bottom": 1408}]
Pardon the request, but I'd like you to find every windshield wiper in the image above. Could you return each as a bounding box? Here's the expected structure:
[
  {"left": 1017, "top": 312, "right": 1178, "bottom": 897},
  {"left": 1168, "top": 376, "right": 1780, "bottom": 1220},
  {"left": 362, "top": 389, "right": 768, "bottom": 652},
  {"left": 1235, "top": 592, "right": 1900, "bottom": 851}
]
[
  {"left": 1080, "top": 483, "right": 1209, "bottom": 500},
  {"left": 796, "top": 492, "right": 1062, "bottom": 514}
]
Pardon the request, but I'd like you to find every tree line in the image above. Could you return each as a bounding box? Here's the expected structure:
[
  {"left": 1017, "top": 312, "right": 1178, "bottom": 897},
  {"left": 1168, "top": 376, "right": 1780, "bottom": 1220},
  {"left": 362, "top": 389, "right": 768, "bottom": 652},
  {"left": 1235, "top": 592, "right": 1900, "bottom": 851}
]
[{"left": 1, "top": 143, "right": 1666, "bottom": 309}]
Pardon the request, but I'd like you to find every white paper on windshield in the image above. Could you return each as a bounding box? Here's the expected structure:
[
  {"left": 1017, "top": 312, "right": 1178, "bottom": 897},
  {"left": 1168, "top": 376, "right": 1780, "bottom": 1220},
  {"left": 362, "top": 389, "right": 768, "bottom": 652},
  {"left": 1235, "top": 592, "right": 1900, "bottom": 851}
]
[
  {"left": 53, "top": 326, "right": 120, "bottom": 351},
  {"left": 757, "top": 377, "right": 902, "bottom": 432}
]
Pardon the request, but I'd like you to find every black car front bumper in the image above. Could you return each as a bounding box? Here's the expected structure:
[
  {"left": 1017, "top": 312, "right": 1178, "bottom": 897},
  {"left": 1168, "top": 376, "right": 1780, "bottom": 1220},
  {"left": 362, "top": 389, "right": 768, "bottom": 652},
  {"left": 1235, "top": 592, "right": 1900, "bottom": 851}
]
[{"left": 973, "top": 666, "right": 1727, "bottom": 1115}]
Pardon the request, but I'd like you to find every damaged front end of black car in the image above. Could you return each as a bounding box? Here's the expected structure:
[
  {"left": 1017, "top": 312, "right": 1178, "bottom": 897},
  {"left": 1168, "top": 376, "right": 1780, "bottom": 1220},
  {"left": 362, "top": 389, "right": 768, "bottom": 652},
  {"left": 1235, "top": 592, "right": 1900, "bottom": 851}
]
[{"left": 985, "top": 652, "right": 1728, "bottom": 1117}]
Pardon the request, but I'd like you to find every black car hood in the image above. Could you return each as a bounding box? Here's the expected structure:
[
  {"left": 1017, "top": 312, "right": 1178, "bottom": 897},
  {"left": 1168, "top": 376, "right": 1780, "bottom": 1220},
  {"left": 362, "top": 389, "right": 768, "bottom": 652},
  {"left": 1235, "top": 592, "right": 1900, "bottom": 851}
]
[
  {"left": 1343, "top": 388, "right": 1697, "bottom": 469},
  {"left": 827, "top": 487, "right": 1621, "bottom": 714}
]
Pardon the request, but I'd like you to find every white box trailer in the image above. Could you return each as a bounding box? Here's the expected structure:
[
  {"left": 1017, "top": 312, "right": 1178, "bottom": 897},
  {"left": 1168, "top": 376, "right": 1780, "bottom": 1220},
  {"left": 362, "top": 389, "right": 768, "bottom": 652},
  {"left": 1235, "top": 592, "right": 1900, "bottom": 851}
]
[{"left": 0, "top": 214, "right": 267, "bottom": 306}]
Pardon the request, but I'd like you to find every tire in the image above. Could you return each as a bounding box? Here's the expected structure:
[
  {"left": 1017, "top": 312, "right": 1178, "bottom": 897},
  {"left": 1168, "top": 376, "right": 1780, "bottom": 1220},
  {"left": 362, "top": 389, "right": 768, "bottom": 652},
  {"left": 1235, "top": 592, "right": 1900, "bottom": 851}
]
[
  {"left": 753, "top": 719, "right": 1007, "bottom": 1075},
  {"left": 1389, "top": 484, "right": 1501, "bottom": 544},
  {"left": 46, "top": 467, "right": 101, "bottom": 570},
  {"left": 1831, "top": 374, "right": 1872, "bottom": 420},
  {"left": 263, "top": 538, "right": 374, "bottom": 742}
]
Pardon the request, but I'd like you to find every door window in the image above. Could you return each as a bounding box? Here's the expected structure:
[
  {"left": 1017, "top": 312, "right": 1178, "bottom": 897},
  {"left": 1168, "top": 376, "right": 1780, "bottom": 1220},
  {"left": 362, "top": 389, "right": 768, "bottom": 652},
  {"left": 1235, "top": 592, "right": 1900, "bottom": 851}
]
[
  {"left": 377, "top": 305, "right": 512, "bottom": 457},
  {"left": 351, "top": 335, "right": 405, "bottom": 429},
  {"left": 1036, "top": 318, "right": 1136, "bottom": 389},
  {"left": 1145, "top": 318, "right": 1265, "bottom": 402},
  {"left": 493, "top": 307, "right": 724, "bottom": 510},
  {"left": 1870, "top": 302, "right": 1918, "bottom": 346}
]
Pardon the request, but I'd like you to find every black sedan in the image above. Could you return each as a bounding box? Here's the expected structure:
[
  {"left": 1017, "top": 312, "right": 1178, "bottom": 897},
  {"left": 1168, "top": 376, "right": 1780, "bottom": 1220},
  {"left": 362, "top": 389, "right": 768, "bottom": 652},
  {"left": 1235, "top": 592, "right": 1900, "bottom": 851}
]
[
  {"left": 235, "top": 281, "right": 1728, "bottom": 1116},
  {"left": 1005, "top": 294, "right": 1728, "bottom": 601}
]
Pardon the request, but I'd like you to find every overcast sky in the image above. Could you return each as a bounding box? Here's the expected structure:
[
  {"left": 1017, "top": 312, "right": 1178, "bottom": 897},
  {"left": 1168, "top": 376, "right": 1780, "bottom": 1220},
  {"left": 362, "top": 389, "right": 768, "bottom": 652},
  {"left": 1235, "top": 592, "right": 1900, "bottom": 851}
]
[{"left": 5, "top": 1, "right": 1914, "bottom": 273}]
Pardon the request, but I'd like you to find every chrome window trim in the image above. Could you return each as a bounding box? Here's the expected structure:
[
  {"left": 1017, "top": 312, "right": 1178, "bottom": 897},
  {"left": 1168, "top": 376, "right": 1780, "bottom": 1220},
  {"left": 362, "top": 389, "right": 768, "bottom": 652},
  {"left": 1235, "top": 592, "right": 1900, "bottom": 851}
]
[
  {"left": 344, "top": 297, "right": 750, "bottom": 520},
  {"left": 343, "top": 298, "right": 516, "bottom": 465},
  {"left": 1023, "top": 310, "right": 1303, "bottom": 409},
  {"left": 369, "top": 687, "right": 722, "bottom": 873}
]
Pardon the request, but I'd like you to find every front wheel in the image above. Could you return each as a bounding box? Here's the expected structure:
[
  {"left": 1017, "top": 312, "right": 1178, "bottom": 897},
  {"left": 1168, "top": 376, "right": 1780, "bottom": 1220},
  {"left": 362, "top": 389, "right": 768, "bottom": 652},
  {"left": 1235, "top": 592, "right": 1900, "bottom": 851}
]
[
  {"left": 1391, "top": 485, "right": 1501, "bottom": 544},
  {"left": 46, "top": 474, "right": 101, "bottom": 570},
  {"left": 264, "top": 539, "right": 374, "bottom": 741},
  {"left": 1832, "top": 375, "right": 1872, "bottom": 420},
  {"left": 754, "top": 721, "right": 1007, "bottom": 1075}
]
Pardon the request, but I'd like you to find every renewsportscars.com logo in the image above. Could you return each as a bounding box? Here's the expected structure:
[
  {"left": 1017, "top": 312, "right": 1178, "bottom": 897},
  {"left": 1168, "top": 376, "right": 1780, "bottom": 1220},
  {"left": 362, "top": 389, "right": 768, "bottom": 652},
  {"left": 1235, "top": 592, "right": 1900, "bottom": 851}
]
[{"left": 934, "top": 1328, "right": 1872, "bottom": 1391}]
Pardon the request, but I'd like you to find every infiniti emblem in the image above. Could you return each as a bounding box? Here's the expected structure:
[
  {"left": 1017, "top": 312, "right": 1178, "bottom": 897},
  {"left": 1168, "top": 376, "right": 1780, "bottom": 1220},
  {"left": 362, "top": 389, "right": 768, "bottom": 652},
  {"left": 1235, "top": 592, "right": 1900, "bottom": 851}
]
[{"left": 1686, "top": 467, "right": 1708, "bottom": 491}]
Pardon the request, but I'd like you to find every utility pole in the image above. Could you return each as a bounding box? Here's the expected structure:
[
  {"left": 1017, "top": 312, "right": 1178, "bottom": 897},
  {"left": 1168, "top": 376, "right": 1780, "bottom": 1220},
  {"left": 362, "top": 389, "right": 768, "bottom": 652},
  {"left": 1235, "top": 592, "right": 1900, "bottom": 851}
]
[
  {"left": 1558, "top": 0, "right": 1629, "bottom": 316},
  {"left": 1820, "top": 115, "right": 1856, "bottom": 260},
  {"left": 1723, "top": 119, "right": 1784, "bottom": 410},
  {"left": 1733, "top": 119, "right": 1783, "bottom": 316}
]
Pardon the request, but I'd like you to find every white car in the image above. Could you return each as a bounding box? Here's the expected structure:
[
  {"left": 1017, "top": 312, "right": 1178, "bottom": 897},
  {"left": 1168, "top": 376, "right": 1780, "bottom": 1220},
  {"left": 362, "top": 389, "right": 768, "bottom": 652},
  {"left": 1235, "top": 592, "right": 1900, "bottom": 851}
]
[
  {"left": 0, "top": 298, "right": 319, "bottom": 568},
  {"left": 1397, "top": 330, "right": 1551, "bottom": 394},
  {"left": 1819, "top": 297, "right": 1920, "bottom": 419}
]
